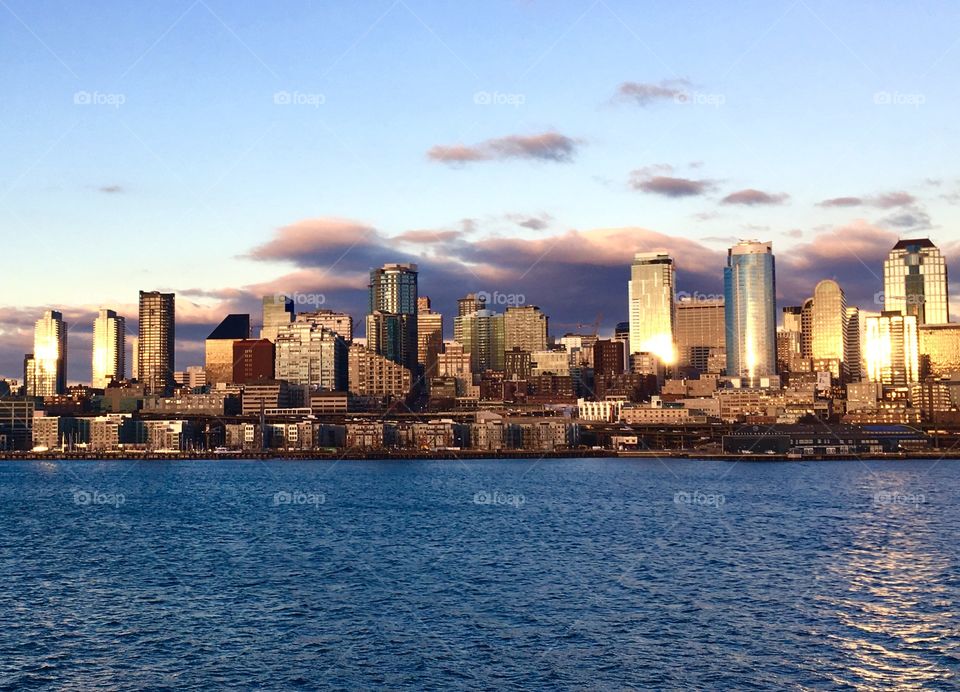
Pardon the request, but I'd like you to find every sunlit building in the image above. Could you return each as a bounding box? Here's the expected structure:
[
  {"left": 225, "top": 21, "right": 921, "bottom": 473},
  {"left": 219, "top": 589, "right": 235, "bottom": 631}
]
[
  {"left": 454, "top": 308, "right": 505, "bottom": 373},
  {"left": 205, "top": 314, "right": 250, "bottom": 386},
  {"left": 628, "top": 252, "right": 676, "bottom": 365},
  {"left": 260, "top": 295, "right": 294, "bottom": 342},
  {"left": 138, "top": 291, "right": 176, "bottom": 395},
  {"left": 301, "top": 309, "right": 353, "bottom": 341},
  {"left": 724, "top": 241, "right": 777, "bottom": 380},
  {"left": 865, "top": 311, "right": 919, "bottom": 386},
  {"left": 92, "top": 308, "right": 125, "bottom": 388},
  {"left": 811, "top": 279, "right": 848, "bottom": 380},
  {"left": 675, "top": 297, "right": 725, "bottom": 372},
  {"left": 275, "top": 320, "right": 348, "bottom": 391},
  {"left": 919, "top": 324, "right": 960, "bottom": 378},
  {"left": 366, "top": 263, "right": 418, "bottom": 372},
  {"left": 417, "top": 297, "right": 443, "bottom": 384},
  {"left": 883, "top": 238, "right": 950, "bottom": 325},
  {"left": 504, "top": 306, "right": 549, "bottom": 354},
  {"left": 30, "top": 311, "right": 68, "bottom": 397}
]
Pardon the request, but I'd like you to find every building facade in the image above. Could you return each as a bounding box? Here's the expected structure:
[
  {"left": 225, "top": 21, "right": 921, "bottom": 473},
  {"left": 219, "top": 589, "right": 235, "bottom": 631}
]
[{"left": 724, "top": 241, "right": 777, "bottom": 380}]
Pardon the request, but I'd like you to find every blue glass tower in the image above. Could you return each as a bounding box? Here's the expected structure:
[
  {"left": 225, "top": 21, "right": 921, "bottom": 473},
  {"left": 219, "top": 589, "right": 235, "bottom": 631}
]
[{"left": 724, "top": 241, "right": 777, "bottom": 381}]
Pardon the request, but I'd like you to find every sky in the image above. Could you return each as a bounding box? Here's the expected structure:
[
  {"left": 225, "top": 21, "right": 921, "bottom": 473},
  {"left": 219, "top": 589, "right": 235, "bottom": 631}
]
[{"left": 1, "top": 0, "right": 960, "bottom": 383}]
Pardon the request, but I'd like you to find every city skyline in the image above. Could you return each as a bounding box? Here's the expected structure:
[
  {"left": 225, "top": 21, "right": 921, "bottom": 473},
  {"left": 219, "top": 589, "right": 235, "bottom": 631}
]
[{"left": 3, "top": 2, "right": 960, "bottom": 381}]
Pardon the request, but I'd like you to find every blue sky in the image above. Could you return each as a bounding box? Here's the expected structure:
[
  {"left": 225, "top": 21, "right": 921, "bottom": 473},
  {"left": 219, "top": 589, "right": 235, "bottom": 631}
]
[{"left": 1, "top": 0, "right": 959, "bottom": 381}]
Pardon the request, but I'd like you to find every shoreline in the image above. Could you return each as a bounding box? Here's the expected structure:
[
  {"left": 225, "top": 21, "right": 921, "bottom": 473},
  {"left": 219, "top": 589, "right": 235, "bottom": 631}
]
[{"left": 2, "top": 450, "right": 958, "bottom": 462}]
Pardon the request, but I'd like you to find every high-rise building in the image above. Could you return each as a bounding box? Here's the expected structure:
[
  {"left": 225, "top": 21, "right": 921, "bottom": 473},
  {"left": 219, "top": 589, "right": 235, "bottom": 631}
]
[
  {"left": 918, "top": 324, "right": 960, "bottom": 378},
  {"left": 504, "top": 305, "right": 549, "bottom": 354},
  {"left": 778, "top": 306, "right": 804, "bottom": 373},
  {"left": 275, "top": 320, "right": 348, "bottom": 391},
  {"left": 233, "top": 339, "right": 276, "bottom": 384},
  {"left": 205, "top": 314, "right": 250, "bottom": 386},
  {"left": 366, "top": 263, "right": 418, "bottom": 373},
  {"left": 92, "top": 309, "right": 125, "bottom": 388},
  {"left": 593, "top": 339, "right": 625, "bottom": 376},
  {"left": 138, "top": 291, "right": 175, "bottom": 395},
  {"left": 846, "top": 306, "right": 863, "bottom": 382},
  {"left": 458, "top": 293, "right": 487, "bottom": 317},
  {"left": 800, "top": 298, "right": 815, "bottom": 359},
  {"left": 810, "top": 280, "right": 848, "bottom": 380},
  {"left": 865, "top": 311, "right": 919, "bottom": 386},
  {"left": 347, "top": 343, "right": 413, "bottom": 398},
  {"left": 454, "top": 308, "right": 505, "bottom": 373},
  {"left": 260, "top": 295, "right": 294, "bottom": 342},
  {"left": 31, "top": 311, "right": 68, "bottom": 397},
  {"left": 883, "top": 238, "right": 950, "bottom": 325},
  {"left": 613, "top": 321, "right": 630, "bottom": 372},
  {"left": 724, "top": 241, "right": 777, "bottom": 380},
  {"left": 417, "top": 297, "right": 443, "bottom": 384},
  {"left": 299, "top": 309, "right": 353, "bottom": 341},
  {"left": 675, "top": 297, "right": 725, "bottom": 372},
  {"left": 628, "top": 252, "right": 676, "bottom": 364}
]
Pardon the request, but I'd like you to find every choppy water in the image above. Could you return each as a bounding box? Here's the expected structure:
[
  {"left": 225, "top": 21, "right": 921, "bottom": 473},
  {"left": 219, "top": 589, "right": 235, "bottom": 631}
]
[{"left": 1, "top": 457, "right": 958, "bottom": 690}]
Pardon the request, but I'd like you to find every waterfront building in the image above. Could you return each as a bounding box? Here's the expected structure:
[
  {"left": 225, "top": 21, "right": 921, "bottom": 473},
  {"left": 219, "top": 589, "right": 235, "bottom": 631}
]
[{"left": 724, "top": 241, "right": 777, "bottom": 381}]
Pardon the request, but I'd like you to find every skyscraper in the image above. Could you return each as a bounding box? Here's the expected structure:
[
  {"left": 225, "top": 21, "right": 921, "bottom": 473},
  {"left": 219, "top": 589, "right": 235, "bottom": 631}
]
[
  {"left": 845, "top": 306, "right": 863, "bottom": 383},
  {"left": 504, "top": 305, "right": 549, "bottom": 354},
  {"left": 260, "top": 295, "right": 294, "bottom": 342},
  {"left": 366, "top": 263, "right": 418, "bottom": 372},
  {"left": 417, "top": 297, "right": 443, "bottom": 384},
  {"left": 810, "top": 279, "right": 848, "bottom": 380},
  {"left": 138, "top": 291, "right": 175, "bottom": 395},
  {"left": 628, "top": 252, "right": 676, "bottom": 364},
  {"left": 92, "top": 309, "right": 126, "bottom": 388},
  {"left": 724, "top": 240, "right": 777, "bottom": 380},
  {"left": 675, "top": 297, "right": 725, "bottom": 372},
  {"left": 205, "top": 314, "right": 250, "bottom": 386},
  {"left": 883, "top": 238, "right": 950, "bottom": 325},
  {"left": 31, "top": 311, "right": 67, "bottom": 397},
  {"left": 865, "top": 311, "right": 919, "bottom": 386},
  {"left": 275, "top": 319, "right": 348, "bottom": 391},
  {"left": 454, "top": 308, "right": 505, "bottom": 373}
]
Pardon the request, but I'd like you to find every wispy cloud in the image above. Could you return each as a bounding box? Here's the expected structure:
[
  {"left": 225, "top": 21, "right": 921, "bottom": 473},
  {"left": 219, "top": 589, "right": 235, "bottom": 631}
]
[
  {"left": 428, "top": 132, "right": 580, "bottom": 164},
  {"left": 629, "top": 164, "right": 715, "bottom": 198},
  {"left": 613, "top": 79, "right": 691, "bottom": 106}
]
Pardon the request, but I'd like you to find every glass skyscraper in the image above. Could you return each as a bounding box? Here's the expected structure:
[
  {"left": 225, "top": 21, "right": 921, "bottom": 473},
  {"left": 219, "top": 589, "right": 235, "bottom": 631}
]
[
  {"left": 31, "top": 310, "right": 68, "bottom": 397},
  {"left": 366, "top": 263, "right": 418, "bottom": 373},
  {"left": 92, "top": 308, "right": 125, "bottom": 388},
  {"left": 628, "top": 252, "right": 676, "bottom": 364},
  {"left": 883, "top": 239, "right": 950, "bottom": 324},
  {"left": 724, "top": 240, "right": 777, "bottom": 380},
  {"left": 138, "top": 291, "right": 175, "bottom": 395},
  {"left": 865, "top": 311, "right": 919, "bottom": 386}
]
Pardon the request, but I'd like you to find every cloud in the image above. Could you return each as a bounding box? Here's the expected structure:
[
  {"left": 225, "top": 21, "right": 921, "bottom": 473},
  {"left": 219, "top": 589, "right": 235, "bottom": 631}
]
[
  {"left": 428, "top": 132, "right": 580, "bottom": 164},
  {"left": 395, "top": 230, "right": 462, "bottom": 244},
  {"left": 721, "top": 188, "right": 790, "bottom": 206},
  {"left": 879, "top": 208, "right": 932, "bottom": 231},
  {"left": 630, "top": 165, "right": 715, "bottom": 198},
  {"left": 817, "top": 190, "right": 916, "bottom": 209},
  {"left": 613, "top": 79, "right": 691, "bottom": 106},
  {"left": 98, "top": 185, "right": 124, "bottom": 194},
  {"left": 505, "top": 213, "right": 553, "bottom": 231}
]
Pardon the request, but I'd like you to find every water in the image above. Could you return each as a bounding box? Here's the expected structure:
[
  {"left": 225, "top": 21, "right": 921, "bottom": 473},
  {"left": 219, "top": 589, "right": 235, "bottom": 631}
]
[{"left": 1, "top": 457, "right": 958, "bottom": 690}]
